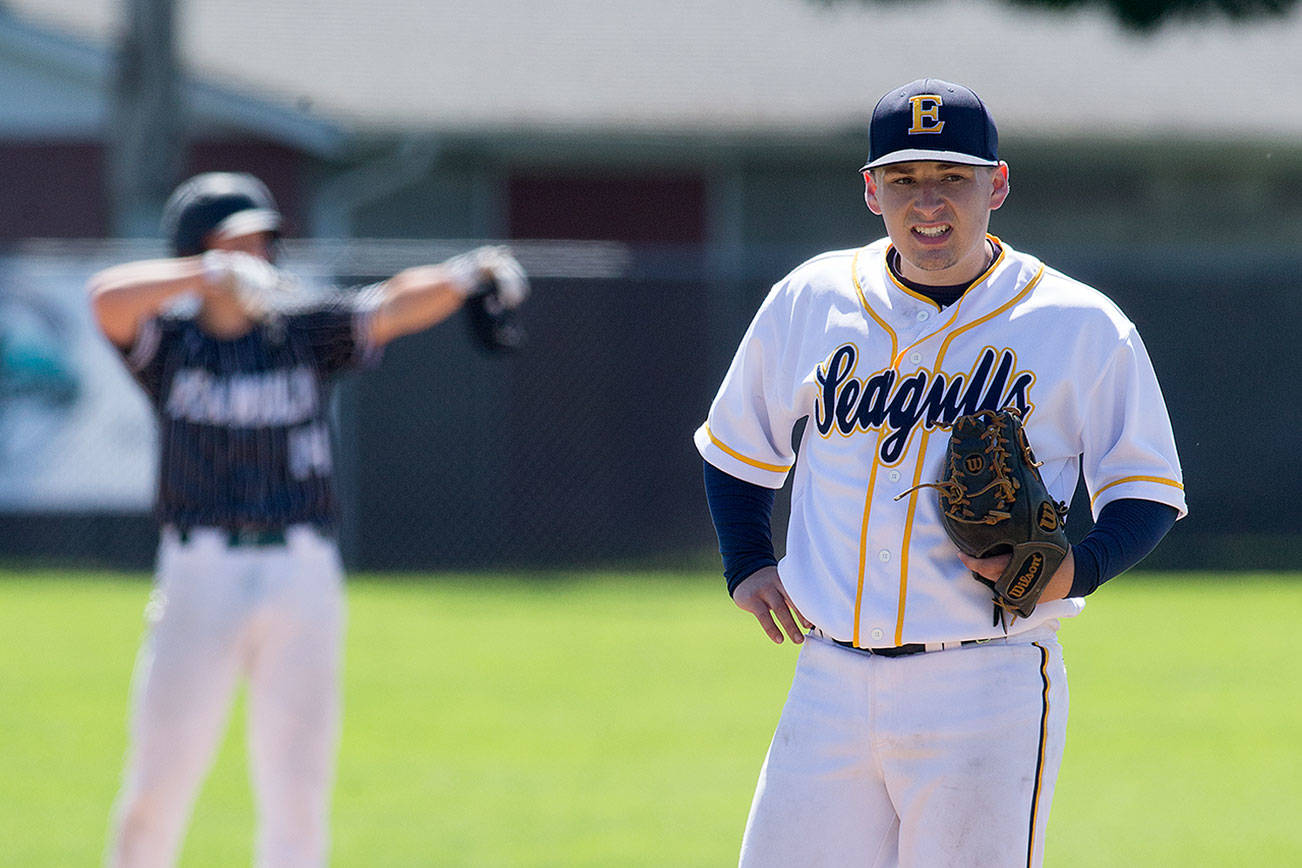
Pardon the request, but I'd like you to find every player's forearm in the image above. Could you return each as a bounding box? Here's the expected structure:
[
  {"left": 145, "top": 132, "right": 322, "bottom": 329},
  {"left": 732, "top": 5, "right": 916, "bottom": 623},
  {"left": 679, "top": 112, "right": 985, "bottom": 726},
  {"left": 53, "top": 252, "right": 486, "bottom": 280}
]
[
  {"left": 1068, "top": 499, "right": 1178, "bottom": 597},
  {"left": 1041, "top": 548, "right": 1075, "bottom": 602},
  {"left": 703, "top": 460, "right": 780, "bottom": 595},
  {"left": 88, "top": 257, "right": 210, "bottom": 346},
  {"left": 366, "top": 265, "right": 467, "bottom": 345}
]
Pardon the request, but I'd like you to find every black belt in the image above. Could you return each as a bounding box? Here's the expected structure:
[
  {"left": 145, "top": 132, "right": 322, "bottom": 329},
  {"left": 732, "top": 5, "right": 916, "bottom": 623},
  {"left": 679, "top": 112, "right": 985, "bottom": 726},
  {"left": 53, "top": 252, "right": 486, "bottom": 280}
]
[
  {"left": 177, "top": 527, "right": 287, "bottom": 548},
  {"left": 828, "top": 637, "right": 997, "bottom": 657}
]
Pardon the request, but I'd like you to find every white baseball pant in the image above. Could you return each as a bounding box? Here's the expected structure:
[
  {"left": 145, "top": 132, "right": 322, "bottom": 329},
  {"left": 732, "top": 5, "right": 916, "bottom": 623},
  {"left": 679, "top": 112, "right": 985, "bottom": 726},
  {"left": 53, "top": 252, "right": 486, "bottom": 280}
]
[
  {"left": 739, "top": 628, "right": 1069, "bottom": 868},
  {"left": 108, "top": 526, "right": 344, "bottom": 868}
]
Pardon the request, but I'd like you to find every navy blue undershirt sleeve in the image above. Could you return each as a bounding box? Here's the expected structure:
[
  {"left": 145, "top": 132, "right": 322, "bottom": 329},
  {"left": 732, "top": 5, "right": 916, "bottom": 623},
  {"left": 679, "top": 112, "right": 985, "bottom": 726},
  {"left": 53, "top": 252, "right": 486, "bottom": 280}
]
[
  {"left": 1069, "top": 499, "right": 1178, "bottom": 597},
  {"left": 702, "top": 460, "right": 778, "bottom": 596},
  {"left": 703, "top": 457, "right": 1176, "bottom": 600}
]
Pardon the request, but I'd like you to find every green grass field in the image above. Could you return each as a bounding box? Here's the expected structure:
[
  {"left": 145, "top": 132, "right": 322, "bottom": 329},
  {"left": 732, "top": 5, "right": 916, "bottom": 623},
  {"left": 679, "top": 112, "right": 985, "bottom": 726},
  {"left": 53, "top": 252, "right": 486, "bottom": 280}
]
[{"left": 1, "top": 570, "right": 1299, "bottom": 866}]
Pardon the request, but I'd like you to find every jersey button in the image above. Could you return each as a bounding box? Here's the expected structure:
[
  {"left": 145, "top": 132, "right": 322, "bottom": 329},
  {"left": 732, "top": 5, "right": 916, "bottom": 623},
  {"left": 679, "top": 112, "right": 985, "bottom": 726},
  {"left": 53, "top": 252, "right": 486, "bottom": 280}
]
[
  {"left": 887, "top": 469, "right": 901, "bottom": 482},
  {"left": 908, "top": 352, "right": 922, "bottom": 364},
  {"left": 870, "top": 627, "right": 885, "bottom": 641},
  {"left": 878, "top": 550, "right": 891, "bottom": 562},
  {"left": 916, "top": 310, "right": 930, "bottom": 321}
]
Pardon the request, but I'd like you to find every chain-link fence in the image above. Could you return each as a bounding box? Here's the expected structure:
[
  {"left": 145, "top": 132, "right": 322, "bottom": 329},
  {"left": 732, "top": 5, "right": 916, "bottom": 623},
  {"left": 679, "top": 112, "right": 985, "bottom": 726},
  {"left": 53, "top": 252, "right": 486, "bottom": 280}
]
[
  {"left": 0, "top": 240, "right": 769, "bottom": 572},
  {"left": 0, "top": 239, "right": 1298, "bottom": 571}
]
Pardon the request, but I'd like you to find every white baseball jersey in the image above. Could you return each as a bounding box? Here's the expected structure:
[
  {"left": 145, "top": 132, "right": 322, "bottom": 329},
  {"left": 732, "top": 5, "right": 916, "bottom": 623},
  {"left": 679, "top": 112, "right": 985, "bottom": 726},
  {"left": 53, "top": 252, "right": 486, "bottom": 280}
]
[{"left": 696, "top": 236, "right": 1186, "bottom": 647}]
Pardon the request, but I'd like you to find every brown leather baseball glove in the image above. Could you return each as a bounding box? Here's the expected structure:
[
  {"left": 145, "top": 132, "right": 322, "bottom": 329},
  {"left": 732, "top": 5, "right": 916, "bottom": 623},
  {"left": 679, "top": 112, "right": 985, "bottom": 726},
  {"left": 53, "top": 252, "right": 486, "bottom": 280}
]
[
  {"left": 901, "top": 407, "right": 1069, "bottom": 619},
  {"left": 464, "top": 276, "right": 526, "bottom": 354}
]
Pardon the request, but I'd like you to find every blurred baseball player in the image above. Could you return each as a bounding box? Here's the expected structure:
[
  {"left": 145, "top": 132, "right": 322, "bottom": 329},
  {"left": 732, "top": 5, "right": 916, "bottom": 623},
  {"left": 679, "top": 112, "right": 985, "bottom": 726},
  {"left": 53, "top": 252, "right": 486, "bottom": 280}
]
[
  {"left": 696, "top": 79, "right": 1186, "bottom": 866},
  {"left": 90, "top": 171, "right": 527, "bottom": 867}
]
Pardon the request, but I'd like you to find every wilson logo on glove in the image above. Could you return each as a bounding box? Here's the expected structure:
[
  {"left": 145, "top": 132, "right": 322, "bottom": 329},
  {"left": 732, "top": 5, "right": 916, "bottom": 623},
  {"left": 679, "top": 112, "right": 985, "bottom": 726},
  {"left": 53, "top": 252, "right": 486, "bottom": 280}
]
[
  {"left": 1007, "top": 553, "right": 1043, "bottom": 599},
  {"left": 1037, "top": 503, "right": 1060, "bottom": 533}
]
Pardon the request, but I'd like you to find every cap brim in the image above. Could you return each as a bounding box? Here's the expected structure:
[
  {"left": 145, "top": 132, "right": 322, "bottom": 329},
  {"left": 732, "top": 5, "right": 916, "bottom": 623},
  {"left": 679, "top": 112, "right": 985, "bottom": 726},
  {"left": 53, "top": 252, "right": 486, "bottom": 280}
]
[
  {"left": 211, "top": 208, "right": 282, "bottom": 240},
  {"left": 860, "top": 149, "right": 1000, "bottom": 171}
]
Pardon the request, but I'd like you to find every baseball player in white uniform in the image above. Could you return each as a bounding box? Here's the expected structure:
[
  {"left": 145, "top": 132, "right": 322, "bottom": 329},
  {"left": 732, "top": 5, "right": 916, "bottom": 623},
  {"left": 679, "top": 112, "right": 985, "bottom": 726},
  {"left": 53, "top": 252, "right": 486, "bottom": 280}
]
[
  {"left": 696, "top": 80, "right": 1186, "bottom": 867},
  {"left": 90, "top": 172, "right": 527, "bottom": 867}
]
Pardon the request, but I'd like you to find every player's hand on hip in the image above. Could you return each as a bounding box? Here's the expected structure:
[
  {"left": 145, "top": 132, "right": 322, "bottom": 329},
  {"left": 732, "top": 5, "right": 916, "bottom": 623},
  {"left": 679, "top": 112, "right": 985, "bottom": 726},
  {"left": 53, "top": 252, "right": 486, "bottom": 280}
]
[
  {"left": 957, "top": 547, "right": 1075, "bottom": 602},
  {"left": 732, "top": 565, "right": 813, "bottom": 645}
]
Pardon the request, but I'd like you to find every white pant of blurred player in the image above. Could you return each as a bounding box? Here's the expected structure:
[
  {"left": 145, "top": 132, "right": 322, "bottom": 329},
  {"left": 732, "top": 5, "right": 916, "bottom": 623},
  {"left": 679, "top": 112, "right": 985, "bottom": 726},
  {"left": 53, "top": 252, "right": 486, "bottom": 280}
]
[
  {"left": 739, "top": 627, "right": 1069, "bottom": 868},
  {"left": 109, "top": 526, "right": 344, "bottom": 868}
]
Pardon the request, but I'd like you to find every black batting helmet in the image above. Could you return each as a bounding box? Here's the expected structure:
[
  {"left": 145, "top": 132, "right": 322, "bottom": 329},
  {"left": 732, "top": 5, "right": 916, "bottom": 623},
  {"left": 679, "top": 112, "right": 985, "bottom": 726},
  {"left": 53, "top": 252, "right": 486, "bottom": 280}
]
[{"left": 161, "top": 172, "right": 283, "bottom": 257}]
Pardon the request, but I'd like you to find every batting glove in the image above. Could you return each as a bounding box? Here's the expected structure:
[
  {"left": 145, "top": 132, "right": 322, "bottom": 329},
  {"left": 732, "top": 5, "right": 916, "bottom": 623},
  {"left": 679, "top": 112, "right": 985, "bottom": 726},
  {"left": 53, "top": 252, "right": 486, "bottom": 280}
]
[
  {"left": 201, "top": 250, "right": 304, "bottom": 319},
  {"left": 444, "top": 246, "right": 530, "bottom": 309}
]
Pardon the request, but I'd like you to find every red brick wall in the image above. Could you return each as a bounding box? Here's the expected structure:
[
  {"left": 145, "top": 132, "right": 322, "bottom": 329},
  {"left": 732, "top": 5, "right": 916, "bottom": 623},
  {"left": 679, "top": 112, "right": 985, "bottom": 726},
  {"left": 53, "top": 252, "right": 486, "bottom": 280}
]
[
  {"left": 187, "top": 141, "right": 308, "bottom": 238},
  {"left": 0, "top": 139, "right": 309, "bottom": 242},
  {"left": 508, "top": 173, "right": 705, "bottom": 243},
  {"left": 0, "top": 142, "right": 108, "bottom": 239}
]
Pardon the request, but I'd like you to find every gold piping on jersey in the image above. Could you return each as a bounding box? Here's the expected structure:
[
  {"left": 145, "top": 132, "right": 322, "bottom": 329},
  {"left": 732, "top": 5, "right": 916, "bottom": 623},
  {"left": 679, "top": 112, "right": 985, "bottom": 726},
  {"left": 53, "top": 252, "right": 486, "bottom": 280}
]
[
  {"left": 882, "top": 234, "right": 1007, "bottom": 316},
  {"left": 1089, "top": 475, "right": 1184, "bottom": 508},
  {"left": 853, "top": 248, "right": 902, "bottom": 347},
  {"left": 1026, "top": 642, "right": 1052, "bottom": 868},
  {"left": 892, "top": 264, "right": 1046, "bottom": 645},
  {"left": 850, "top": 247, "right": 897, "bottom": 646},
  {"left": 887, "top": 272, "right": 946, "bottom": 310},
  {"left": 703, "top": 424, "right": 793, "bottom": 474}
]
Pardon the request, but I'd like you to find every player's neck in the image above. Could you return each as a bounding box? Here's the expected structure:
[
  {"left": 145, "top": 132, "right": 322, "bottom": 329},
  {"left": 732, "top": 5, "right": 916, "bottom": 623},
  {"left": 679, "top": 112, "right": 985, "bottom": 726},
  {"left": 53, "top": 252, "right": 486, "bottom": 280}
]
[
  {"left": 894, "top": 238, "right": 996, "bottom": 288},
  {"left": 889, "top": 239, "right": 999, "bottom": 306}
]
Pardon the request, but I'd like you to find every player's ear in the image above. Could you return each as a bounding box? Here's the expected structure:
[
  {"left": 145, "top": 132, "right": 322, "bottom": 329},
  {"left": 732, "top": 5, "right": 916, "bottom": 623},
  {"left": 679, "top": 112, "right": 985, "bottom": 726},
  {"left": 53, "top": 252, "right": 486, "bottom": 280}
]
[
  {"left": 863, "top": 171, "right": 883, "bottom": 215},
  {"left": 988, "top": 162, "right": 1010, "bottom": 211}
]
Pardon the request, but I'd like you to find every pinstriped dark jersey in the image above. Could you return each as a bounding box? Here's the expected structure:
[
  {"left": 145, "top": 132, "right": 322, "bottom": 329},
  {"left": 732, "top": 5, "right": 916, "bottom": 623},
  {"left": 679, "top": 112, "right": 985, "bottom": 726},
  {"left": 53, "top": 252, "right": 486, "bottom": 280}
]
[{"left": 120, "top": 302, "right": 380, "bottom": 531}]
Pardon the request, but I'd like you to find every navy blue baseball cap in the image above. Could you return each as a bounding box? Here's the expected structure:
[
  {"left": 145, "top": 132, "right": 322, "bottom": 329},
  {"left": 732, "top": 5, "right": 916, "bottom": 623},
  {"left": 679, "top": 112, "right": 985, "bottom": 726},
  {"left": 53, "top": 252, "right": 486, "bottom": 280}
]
[{"left": 861, "top": 78, "right": 999, "bottom": 171}]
